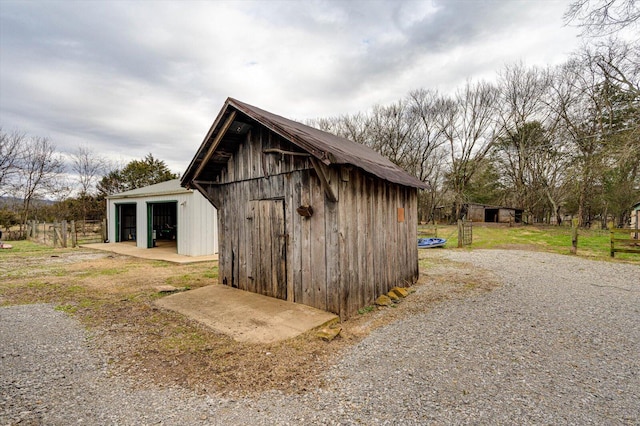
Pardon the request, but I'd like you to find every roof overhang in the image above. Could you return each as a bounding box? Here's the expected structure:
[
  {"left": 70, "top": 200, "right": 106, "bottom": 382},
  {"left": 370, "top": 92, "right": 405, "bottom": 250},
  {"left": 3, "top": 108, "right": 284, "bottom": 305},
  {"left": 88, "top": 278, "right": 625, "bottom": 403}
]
[{"left": 182, "top": 98, "right": 427, "bottom": 190}]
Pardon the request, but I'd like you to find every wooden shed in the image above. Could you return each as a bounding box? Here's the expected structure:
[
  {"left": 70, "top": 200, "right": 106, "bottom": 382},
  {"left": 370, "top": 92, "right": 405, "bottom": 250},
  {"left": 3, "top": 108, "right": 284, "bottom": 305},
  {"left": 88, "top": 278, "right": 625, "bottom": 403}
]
[
  {"left": 182, "top": 98, "right": 426, "bottom": 319},
  {"left": 465, "top": 203, "right": 523, "bottom": 224}
]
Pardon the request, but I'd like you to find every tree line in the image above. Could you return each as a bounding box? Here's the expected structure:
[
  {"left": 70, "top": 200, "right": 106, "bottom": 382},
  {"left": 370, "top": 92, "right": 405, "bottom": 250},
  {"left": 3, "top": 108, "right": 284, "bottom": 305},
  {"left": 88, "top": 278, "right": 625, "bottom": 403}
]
[
  {"left": 0, "top": 133, "right": 177, "bottom": 230},
  {"left": 308, "top": 36, "right": 639, "bottom": 227},
  {"left": 2, "top": 1, "right": 637, "bottom": 229}
]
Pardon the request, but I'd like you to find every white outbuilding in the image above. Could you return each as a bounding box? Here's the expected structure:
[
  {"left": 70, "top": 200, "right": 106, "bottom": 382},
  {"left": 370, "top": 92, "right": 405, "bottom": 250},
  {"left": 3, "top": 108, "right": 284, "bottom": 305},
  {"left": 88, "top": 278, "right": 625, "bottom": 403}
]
[{"left": 106, "top": 179, "right": 218, "bottom": 256}]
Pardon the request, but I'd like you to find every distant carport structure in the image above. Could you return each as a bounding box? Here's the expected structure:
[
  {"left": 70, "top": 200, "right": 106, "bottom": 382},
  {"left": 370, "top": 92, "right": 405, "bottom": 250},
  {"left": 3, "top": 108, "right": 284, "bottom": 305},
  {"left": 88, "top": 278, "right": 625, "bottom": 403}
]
[
  {"left": 465, "top": 203, "right": 524, "bottom": 224},
  {"left": 181, "top": 98, "right": 426, "bottom": 319},
  {"left": 106, "top": 179, "right": 218, "bottom": 257}
]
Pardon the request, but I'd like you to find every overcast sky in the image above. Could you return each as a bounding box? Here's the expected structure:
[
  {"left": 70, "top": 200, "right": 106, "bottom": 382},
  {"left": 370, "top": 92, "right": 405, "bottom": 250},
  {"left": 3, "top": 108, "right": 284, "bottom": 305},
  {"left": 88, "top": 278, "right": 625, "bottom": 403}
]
[{"left": 0, "top": 0, "right": 583, "bottom": 176}]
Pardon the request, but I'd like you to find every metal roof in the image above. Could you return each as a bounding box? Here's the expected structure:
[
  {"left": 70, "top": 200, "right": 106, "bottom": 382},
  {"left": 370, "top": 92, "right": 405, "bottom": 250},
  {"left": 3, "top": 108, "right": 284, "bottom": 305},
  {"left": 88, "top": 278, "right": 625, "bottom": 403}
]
[
  {"left": 182, "top": 98, "right": 427, "bottom": 189},
  {"left": 106, "top": 179, "right": 192, "bottom": 199}
]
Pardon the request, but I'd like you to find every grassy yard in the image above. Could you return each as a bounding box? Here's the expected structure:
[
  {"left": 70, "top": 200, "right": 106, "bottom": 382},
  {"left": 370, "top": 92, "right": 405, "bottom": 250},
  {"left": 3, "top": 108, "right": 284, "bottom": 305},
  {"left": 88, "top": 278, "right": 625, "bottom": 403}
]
[
  {"left": 418, "top": 223, "right": 640, "bottom": 263},
  {"left": 1, "top": 227, "right": 637, "bottom": 395},
  {"left": 0, "top": 241, "right": 377, "bottom": 395}
]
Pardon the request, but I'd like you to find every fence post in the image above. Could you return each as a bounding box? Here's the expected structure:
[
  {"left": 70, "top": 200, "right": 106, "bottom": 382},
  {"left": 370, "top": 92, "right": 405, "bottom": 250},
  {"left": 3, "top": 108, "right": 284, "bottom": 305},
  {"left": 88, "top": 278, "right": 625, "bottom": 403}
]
[
  {"left": 457, "top": 219, "right": 463, "bottom": 248},
  {"left": 102, "top": 218, "right": 107, "bottom": 242},
  {"left": 71, "top": 220, "right": 77, "bottom": 247},
  {"left": 570, "top": 218, "right": 579, "bottom": 255},
  {"left": 609, "top": 222, "right": 615, "bottom": 257},
  {"left": 62, "top": 220, "right": 68, "bottom": 248}
]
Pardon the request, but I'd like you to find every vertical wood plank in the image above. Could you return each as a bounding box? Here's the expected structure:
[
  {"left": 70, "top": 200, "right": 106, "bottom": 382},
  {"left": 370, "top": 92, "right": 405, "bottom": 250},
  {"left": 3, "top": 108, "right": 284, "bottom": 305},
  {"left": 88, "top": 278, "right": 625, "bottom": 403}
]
[
  {"left": 218, "top": 188, "right": 233, "bottom": 286},
  {"left": 246, "top": 200, "right": 256, "bottom": 294},
  {"left": 239, "top": 190, "right": 248, "bottom": 291},
  {"left": 237, "top": 140, "right": 244, "bottom": 180},
  {"left": 300, "top": 170, "right": 312, "bottom": 307},
  {"left": 259, "top": 200, "right": 268, "bottom": 295},
  {"left": 275, "top": 199, "right": 287, "bottom": 300},
  {"left": 347, "top": 172, "right": 360, "bottom": 316},
  {"left": 291, "top": 172, "right": 303, "bottom": 304},
  {"left": 232, "top": 185, "right": 241, "bottom": 290},
  {"left": 284, "top": 173, "right": 294, "bottom": 302},
  {"left": 410, "top": 188, "right": 419, "bottom": 282},
  {"left": 338, "top": 177, "right": 350, "bottom": 319},
  {"left": 356, "top": 172, "right": 366, "bottom": 311},
  {"left": 364, "top": 177, "right": 375, "bottom": 307},
  {"left": 389, "top": 184, "right": 397, "bottom": 292},
  {"left": 325, "top": 167, "right": 341, "bottom": 315},
  {"left": 310, "top": 172, "right": 327, "bottom": 311},
  {"left": 380, "top": 180, "right": 388, "bottom": 295}
]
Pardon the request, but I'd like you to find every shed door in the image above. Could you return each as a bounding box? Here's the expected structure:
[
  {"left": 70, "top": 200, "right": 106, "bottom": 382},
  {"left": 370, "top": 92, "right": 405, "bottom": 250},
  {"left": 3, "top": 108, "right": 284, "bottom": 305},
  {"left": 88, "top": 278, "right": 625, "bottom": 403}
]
[{"left": 252, "top": 199, "right": 287, "bottom": 300}]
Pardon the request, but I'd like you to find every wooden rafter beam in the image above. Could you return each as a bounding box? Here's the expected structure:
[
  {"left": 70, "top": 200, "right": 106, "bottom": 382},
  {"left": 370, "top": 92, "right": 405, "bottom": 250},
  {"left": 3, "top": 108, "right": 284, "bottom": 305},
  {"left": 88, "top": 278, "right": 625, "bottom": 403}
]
[
  {"left": 310, "top": 157, "right": 337, "bottom": 202},
  {"left": 192, "top": 110, "right": 237, "bottom": 182},
  {"left": 192, "top": 180, "right": 221, "bottom": 209},
  {"left": 263, "top": 148, "right": 311, "bottom": 157}
]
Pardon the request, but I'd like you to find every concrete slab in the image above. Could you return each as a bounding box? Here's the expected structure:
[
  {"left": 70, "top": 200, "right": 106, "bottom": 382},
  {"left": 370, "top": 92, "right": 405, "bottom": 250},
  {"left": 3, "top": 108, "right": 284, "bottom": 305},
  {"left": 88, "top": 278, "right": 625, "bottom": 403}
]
[
  {"left": 154, "top": 285, "right": 339, "bottom": 344},
  {"left": 80, "top": 241, "right": 218, "bottom": 264}
]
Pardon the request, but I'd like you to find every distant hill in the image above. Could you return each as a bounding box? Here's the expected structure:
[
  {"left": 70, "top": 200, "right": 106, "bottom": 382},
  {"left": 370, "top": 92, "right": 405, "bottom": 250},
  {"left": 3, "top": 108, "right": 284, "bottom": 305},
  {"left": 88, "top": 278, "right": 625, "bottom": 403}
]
[{"left": 0, "top": 197, "right": 55, "bottom": 208}]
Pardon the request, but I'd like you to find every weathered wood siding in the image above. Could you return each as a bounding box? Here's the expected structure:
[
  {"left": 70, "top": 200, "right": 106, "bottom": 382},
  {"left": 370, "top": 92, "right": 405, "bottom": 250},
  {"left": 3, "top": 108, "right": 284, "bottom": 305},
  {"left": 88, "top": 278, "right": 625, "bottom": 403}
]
[
  {"left": 467, "top": 204, "right": 485, "bottom": 222},
  {"left": 334, "top": 168, "right": 418, "bottom": 317},
  {"left": 204, "top": 125, "right": 419, "bottom": 318}
]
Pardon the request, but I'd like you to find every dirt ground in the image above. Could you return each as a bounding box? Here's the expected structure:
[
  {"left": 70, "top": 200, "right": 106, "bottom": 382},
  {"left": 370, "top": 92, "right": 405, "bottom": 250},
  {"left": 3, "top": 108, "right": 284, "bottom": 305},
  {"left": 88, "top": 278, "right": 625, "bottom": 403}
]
[{"left": 0, "top": 247, "right": 498, "bottom": 395}]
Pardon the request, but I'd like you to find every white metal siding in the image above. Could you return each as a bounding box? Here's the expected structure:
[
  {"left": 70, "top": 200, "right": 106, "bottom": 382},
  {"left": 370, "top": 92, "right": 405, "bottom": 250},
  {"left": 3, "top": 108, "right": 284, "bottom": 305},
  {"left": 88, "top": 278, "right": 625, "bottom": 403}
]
[
  {"left": 106, "top": 190, "right": 217, "bottom": 256},
  {"left": 178, "top": 190, "right": 218, "bottom": 256}
]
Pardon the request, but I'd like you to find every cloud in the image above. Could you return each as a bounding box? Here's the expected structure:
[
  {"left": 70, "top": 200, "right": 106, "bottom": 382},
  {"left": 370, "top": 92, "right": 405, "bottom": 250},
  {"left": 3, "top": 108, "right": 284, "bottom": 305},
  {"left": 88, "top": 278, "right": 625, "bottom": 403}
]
[{"left": 0, "top": 0, "right": 581, "bottom": 177}]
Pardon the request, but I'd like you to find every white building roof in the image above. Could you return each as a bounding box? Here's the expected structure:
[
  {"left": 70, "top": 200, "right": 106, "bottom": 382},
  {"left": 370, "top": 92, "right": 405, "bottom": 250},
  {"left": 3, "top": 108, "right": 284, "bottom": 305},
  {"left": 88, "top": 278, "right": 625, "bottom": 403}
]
[{"left": 106, "top": 179, "right": 192, "bottom": 199}]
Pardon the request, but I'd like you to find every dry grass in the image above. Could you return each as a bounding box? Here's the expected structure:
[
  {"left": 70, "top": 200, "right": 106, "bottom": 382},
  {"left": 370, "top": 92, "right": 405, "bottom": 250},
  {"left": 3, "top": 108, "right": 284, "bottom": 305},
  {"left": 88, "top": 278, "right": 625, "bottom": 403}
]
[{"left": 0, "top": 242, "right": 498, "bottom": 396}]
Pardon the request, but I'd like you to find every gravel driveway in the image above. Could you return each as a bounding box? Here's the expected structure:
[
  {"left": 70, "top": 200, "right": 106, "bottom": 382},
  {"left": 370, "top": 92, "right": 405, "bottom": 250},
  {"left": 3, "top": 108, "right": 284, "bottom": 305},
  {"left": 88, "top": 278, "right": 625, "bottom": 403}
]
[{"left": 2, "top": 250, "right": 639, "bottom": 425}]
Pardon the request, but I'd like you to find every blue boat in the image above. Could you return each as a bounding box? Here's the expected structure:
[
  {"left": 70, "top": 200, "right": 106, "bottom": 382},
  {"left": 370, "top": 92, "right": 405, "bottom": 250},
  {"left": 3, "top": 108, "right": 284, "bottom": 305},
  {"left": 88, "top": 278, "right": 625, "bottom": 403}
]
[{"left": 417, "top": 238, "right": 447, "bottom": 248}]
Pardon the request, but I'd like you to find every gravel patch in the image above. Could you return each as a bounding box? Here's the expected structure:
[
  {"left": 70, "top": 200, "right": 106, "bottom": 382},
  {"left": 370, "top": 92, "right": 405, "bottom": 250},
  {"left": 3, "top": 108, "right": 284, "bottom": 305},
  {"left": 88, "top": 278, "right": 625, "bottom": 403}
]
[
  {"left": 2, "top": 250, "right": 639, "bottom": 425},
  {"left": 0, "top": 304, "right": 211, "bottom": 425}
]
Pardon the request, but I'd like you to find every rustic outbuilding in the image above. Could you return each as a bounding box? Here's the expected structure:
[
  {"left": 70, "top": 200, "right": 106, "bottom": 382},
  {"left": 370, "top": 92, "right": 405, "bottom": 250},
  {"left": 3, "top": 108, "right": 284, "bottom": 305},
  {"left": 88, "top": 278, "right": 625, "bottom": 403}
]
[
  {"left": 465, "top": 203, "right": 523, "bottom": 224},
  {"left": 106, "top": 179, "right": 218, "bottom": 256},
  {"left": 182, "top": 98, "right": 426, "bottom": 319}
]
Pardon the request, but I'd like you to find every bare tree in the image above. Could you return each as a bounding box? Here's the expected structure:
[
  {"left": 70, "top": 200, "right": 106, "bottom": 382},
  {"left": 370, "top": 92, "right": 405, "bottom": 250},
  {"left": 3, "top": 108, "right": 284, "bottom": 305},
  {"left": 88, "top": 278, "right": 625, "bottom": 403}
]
[
  {"left": 586, "top": 40, "right": 640, "bottom": 224},
  {"left": 308, "top": 113, "right": 370, "bottom": 145},
  {"left": 493, "top": 64, "right": 565, "bottom": 221},
  {"left": 366, "top": 100, "right": 419, "bottom": 171},
  {"left": 70, "top": 145, "right": 108, "bottom": 228},
  {"left": 565, "top": 0, "right": 640, "bottom": 36},
  {"left": 0, "top": 128, "right": 25, "bottom": 196},
  {"left": 496, "top": 65, "right": 545, "bottom": 205},
  {"left": 71, "top": 145, "right": 106, "bottom": 197},
  {"left": 407, "top": 89, "right": 449, "bottom": 222},
  {"left": 437, "top": 80, "right": 501, "bottom": 220},
  {"left": 551, "top": 58, "right": 604, "bottom": 226},
  {"left": 13, "top": 136, "right": 67, "bottom": 225},
  {"left": 592, "top": 39, "right": 640, "bottom": 99},
  {"left": 550, "top": 39, "right": 640, "bottom": 226}
]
